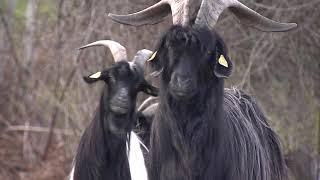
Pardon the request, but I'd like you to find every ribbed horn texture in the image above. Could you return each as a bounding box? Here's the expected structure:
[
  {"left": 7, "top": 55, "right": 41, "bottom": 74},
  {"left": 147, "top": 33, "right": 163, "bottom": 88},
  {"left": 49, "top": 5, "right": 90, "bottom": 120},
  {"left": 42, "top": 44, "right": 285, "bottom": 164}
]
[
  {"left": 108, "top": 1, "right": 171, "bottom": 26},
  {"left": 195, "top": 0, "right": 297, "bottom": 32},
  {"left": 78, "top": 40, "right": 128, "bottom": 62},
  {"left": 108, "top": 0, "right": 297, "bottom": 32}
]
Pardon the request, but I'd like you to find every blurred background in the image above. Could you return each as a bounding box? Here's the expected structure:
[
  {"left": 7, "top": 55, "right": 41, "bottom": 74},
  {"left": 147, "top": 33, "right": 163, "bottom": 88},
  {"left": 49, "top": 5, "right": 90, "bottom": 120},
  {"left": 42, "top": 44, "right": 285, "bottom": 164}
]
[{"left": 0, "top": 0, "right": 319, "bottom": 179}]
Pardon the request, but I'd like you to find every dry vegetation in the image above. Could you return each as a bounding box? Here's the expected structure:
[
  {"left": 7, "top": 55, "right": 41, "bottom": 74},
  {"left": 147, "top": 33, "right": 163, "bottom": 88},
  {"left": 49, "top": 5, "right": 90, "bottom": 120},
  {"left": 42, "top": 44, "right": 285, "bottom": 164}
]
[{"left": 0, "top": 0, "right": 319, "bottom": 179}]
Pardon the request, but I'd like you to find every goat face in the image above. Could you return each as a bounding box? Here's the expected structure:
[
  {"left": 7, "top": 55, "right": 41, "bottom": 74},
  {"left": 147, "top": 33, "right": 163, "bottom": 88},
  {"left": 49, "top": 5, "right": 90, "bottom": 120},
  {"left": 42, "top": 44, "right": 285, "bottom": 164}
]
[
  {"left": 84, "top": 61, "right": 158, "bottom": 115},
  {"left": 168, "top": 47, "right": 206, "bottom": 100},
  {"left": 150, "top": 26, "right": 233, "bottom": 101}
]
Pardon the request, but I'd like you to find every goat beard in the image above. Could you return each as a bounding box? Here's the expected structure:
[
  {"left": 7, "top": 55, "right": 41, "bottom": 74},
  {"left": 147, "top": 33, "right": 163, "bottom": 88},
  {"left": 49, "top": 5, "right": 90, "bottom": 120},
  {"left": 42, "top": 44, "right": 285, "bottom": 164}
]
[
  {"left": 103, "top": 106, "right": 136, "bottom": 135},
  {"left": 157, "top": 78, "right": 225, "bottom": 137},
  {"left": 148, "top": 81, "right": 225, "bottom": 179}
]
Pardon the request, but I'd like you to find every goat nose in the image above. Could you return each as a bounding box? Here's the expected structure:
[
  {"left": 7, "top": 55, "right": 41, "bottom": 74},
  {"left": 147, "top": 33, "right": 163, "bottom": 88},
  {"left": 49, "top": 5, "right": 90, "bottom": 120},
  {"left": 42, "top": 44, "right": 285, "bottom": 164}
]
[
  {"left": 176, "top": 76, "right": 192, "bottom": 87},
  {"left": 115, "top": 96, "right": 129, "bottom": 104},
  {"left": 110, "top": 88, "right": 130, "bottom": 109},
  {"left": 118, "top": 88, "right": 129, "bottom": 97},
  {"left": 110, "top": 96, "right": 129, "bottom": 114}
]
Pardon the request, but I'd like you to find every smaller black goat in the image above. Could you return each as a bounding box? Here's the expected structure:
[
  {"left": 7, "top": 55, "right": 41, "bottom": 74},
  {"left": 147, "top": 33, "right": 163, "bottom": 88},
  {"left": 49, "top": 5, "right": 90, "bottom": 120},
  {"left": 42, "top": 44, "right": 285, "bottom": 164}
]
[{"left": 70, "top": 40, "right": 158, "bottom": 180}]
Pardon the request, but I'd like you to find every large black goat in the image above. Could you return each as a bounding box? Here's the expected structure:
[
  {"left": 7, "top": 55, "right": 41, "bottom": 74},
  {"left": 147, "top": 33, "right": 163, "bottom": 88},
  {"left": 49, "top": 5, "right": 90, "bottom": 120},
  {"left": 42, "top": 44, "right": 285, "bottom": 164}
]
[
  {"left": 147, "top": 26, "right": 287, "bottom": 180},
  {"left": 70, "top": 40, "right": 158, "bottom": 180}
]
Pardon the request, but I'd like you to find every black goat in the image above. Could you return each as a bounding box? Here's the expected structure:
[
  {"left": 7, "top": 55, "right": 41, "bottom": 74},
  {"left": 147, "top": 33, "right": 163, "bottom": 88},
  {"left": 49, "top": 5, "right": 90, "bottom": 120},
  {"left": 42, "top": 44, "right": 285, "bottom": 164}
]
[
  {"left": 147, "top": 26, "right": 286, "bottom": 180},
  {"left": 70, "top": 40, "right": 158, "bottom": 180}
]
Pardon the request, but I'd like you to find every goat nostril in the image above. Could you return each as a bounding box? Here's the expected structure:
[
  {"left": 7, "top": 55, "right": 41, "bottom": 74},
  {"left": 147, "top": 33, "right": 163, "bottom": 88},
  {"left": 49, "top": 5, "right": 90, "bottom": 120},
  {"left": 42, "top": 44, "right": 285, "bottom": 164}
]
[
  {"left": 117, "top": 96, "right": 129, "bottom": 103},
  {"left": 177, "top": 77, "right": 191, "bottom": 87},
  {"left": 110, "top": 95, "right": 130, "bottom": 113},
  {"left": 171, "top": 74, "right": 194, "bottom": 91}
]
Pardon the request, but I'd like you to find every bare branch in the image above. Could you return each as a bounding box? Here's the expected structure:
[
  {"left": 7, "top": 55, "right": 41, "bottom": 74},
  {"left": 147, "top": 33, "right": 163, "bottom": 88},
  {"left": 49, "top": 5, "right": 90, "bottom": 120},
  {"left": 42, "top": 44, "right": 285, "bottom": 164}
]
[{"left": 6, "top": 125, "right": 75, "bottom": 136}]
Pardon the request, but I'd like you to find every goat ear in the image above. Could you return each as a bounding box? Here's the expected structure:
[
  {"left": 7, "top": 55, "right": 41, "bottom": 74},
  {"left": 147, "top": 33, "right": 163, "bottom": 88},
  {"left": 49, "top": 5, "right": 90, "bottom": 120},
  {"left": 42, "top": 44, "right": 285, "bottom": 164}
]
[
  {"left": 83, "top": 71, "right": 108, "bottom": 84},
  {"left": 147, "top": 51, "right": 164, "bottom": 77},
  {"left": 213, "top": 39, "right": 233, "bottom": 78},
  {"left": 214, "top": 55, "right": 233, "bottom": 78},
  {"left": 141, "top": 80, "right": 159, "bottom": 96}
]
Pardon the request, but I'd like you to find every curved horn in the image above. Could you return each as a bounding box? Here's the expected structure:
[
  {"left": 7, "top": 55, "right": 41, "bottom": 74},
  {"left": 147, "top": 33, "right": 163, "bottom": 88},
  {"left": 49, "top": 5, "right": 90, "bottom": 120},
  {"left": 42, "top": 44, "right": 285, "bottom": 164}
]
[
  {"left": 138, "top": 97, "right": 159, "bottom": 112},
  {"left": 78, "top": 40, "right": 128, "bottom": 62},
  {"left": 132, "top": 49, "right": 154, "bottom": 71},
  {"left": 195, "top": 0, "right": 297, "bottom": 32},
  {"left": 108, "top": 1, "right": 171, "bottom": 26},
  {"left": 108, "top": 0, "right": 297, "bottom": 32},
  {"left": 139, "top": 102, "right": 158, "bottom": 121}
]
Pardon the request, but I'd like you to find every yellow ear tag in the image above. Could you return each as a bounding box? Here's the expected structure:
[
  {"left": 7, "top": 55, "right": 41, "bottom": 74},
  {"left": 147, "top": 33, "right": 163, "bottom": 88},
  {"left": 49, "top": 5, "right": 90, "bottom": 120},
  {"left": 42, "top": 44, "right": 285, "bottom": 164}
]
[
  {"left": 147, "top": 51, "right": 157, "bottom": 62},
  {"left": 89, "top": 71, "right": 102, "bottom": 79},
  {"left": 218, "top": 55, "right": 228, "bottom": 68}
]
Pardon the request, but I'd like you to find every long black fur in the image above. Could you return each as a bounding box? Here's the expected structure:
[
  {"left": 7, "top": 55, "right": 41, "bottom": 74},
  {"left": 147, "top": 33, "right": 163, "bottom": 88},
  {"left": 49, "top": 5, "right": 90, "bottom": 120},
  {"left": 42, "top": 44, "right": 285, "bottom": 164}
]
[
  {"left": 148, "top": 25, "right": 287, "bottom": 180},
  {"left": 73, "top": 87, "right": 132, "bottom": 180}
]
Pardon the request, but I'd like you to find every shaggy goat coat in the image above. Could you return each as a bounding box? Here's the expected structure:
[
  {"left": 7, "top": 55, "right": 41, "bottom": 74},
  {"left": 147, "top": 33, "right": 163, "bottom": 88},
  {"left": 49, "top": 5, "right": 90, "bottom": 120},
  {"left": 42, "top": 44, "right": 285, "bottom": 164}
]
[
  {"left": 71, "top": 90, "right": 148, "bottom": 180},
  {"left": 148, "top": 26, "right": 286, "bottom": 180}
]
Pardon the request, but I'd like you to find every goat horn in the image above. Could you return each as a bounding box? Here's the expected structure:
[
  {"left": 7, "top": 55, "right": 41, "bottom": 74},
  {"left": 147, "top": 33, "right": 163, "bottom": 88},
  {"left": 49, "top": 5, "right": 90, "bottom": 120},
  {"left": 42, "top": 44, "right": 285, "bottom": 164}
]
[
  {"left": 132, "top": 49, "right": 154, "bottom": 71},
  {"left": 139, "top": 102, "right": 159, "bottom": 121},
  {"left": 78, "top": 40, "right": 128, "bottom": 62},
  {"left": 108, "top": 1, "right": 171, "bottom": 26},
  {"left": 138, "top": 97, "right": 159, "bottom": 112},
  {"left": 195, "top": 0, "right": 297, "bottom": 32},
  {"left": 108, "top": 0, "right": 297, "bottom": 32}
]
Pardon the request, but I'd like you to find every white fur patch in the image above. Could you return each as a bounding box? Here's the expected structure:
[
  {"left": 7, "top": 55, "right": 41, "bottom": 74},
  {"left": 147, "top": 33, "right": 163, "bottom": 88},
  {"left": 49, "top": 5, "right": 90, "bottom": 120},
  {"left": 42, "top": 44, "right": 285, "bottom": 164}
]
[
  {"left": 68, "top": 166, "right": 74, "bottom": 180},
  {"left": 127, "top": 132, "right": 148, "bottom": 180}
]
